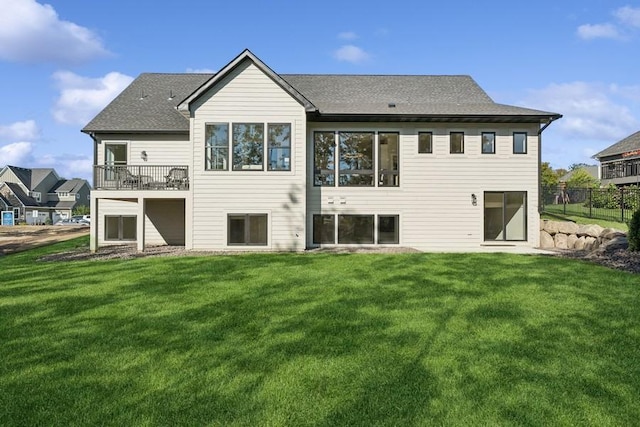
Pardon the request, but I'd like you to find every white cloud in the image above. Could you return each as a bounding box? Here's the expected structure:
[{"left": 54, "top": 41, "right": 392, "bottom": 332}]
[
  {"left": 522, "top": 81, "right": 639, "bottom": 141},
  {"left": 614, "top": 6, "right": 640, "bottom": 28},
  {"left": 52, "top": 71, "right": 134, "bottom": 125},
  {"left": 186, "top": 67, "right": 216, "bottom": 74},
  {"left": 0, "top": 0, "right": 110, "bottom": 64},
  {"left": 0, "top": 120, "right": 39, "bottom": 140},
  {"left": 338, "top": 31, "right": 358, "bottom": 40},
  {"left": 577, "top": 6, "right": 640, "bottom": 41},
  {"left": 333, "top": 45, "right": 371, "bottom": 64},
  {"left": 0, "top": 141, "right": 34, "bottom": 166},
  {"left": 577, "top": 23, "right": 620, "bottom": 40},
  {"left": 37, "top": 153, "right": 92, "bottom": 180}
]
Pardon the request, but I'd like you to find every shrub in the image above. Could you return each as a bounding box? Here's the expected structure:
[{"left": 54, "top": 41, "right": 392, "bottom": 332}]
[{"left": 629, "top": 209, "right": 640, "bottom": 252}]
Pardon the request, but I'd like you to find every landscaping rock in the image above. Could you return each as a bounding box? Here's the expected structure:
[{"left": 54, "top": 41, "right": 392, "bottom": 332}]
[
  {"left": 584, "top": 236, "right": 598, "bottom": 251},
  {"left": 540, "top": 230, "right": 554, "bottom": 249},
  {"left": 602, "top": 236, "right": 629, "bottom": 252},
  {"left": 558, "top": 221, "right": 579, "bottom": 235},
  {"left": 554, "top": 233, "right": 569, "bottom": 249},
  {"left": 577, "top": 224, "right": 604, "bottom": 238},
  {"left": 574, "top": 236, "right": 586, "bottom": 250},
  {"left": 544, "top": 220, "right": 560, "bottom": 235},
  {"left": 601, "top": 230, "right": 626, "bottom": 241},
  {"left": 567, "top": 234, "right": 579, "bottom": 249}
]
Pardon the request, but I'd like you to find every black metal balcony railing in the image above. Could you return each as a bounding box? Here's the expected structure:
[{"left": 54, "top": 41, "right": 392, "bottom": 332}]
[
  {"left": 601, "top": 159, "right": 640, "bottom": 180},
  {"left": 94, "top": 165, "right": 189, "bottom": 190}
]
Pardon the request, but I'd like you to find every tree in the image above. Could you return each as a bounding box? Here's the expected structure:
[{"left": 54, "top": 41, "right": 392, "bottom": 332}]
[
  {"left": 73, "top": 205, "right": 90, "bottom": 216},
  {"left": 566, "top": 168, "right": 599, "bottom": 188},
  {"left": 541, "top": 162, "right": 559, "bottom": 188},
  {"left": 568, "top": 162, "right": 594, "bottom": 171}
]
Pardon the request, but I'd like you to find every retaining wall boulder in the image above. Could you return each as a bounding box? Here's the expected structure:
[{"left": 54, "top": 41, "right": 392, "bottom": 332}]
[{"left": 540, "top": 219, "right": 625, "bottom": 251}]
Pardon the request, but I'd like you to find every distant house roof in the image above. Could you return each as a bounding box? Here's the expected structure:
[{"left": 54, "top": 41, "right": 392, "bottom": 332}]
[
  {"left": 46, "top": 200, "right": 77, "bottom": 209},
  {"left": 593, "top": 130, "right": 640, "bottom": 159},
  {"left": 3, "top": 166, "right": 57, "bottom": 190},
  {"left": 3, "top": 182, "right": 40, "bottom": 207},
  {"left": 0, "top": 194, "right": 9, "bottom": 209},
  {"left": 559, "top": 165, "right": 599, "bottom": 182},
  {"left": 82, "top": 50, "right": 561, "bottom": 133},
  {"left": 51, "top": 178, "right": 89, "bottom": 193}
]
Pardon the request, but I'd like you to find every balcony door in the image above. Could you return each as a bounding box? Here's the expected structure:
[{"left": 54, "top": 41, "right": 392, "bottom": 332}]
[{"left": 105, "top": 143, "right": 127, "bottom": 181}]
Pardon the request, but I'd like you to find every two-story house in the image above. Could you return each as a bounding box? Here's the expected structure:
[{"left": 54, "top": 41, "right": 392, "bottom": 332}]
[
  {"left": 83, "top": 49, "right": 561, "bottom": 252},
  {"left": 0, "top": 165, "right": 91, "bottom": 223},
  {"left": 593, "top": 130, "right": 640, "bottom": 186}
]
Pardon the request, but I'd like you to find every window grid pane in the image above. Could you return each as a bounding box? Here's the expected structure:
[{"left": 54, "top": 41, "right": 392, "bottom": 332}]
[
  {"left": 450, "top": 132, "right": 464, "bottom": 154},
  {"left": 482, "top": 132, "right": 495, "bottom": 154},
  {"left": 513, "top": 132, "right": 527, "bottom": 154},
  {"left": 379, "top": 133, "right": 399, "bottom": 187},
  {"left": 228, "top": 214, "right": 268, "bottom": 246},
  {"left": 268, "top": 123, "right": 291, "bottom": 171},
  {"left": 232, "top": 123, "right": 264, "bottom": 171},
  {"left": 205, "top": 123, "right": 229, "bottom": 170},
  {"left": 339, "top": 132, "right": 374, "bottom": 186},
  {"left": 338, "top": 215, "right": 374, "bottom": 244},
  {"left": 418, "top": 132, "right": 432, "bottom": 153},
  {"left": 378, "top": 215, "right": 399, "bottom": 244},
  {"left": 313, "top": 215, "right": 335, "bottom": 244},
  {"left": 314, "top": 132, "right": 335, "bottom": 186}
]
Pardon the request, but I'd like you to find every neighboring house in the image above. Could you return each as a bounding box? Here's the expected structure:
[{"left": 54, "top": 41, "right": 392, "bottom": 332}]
[
  {"left": 593, "top": 130, "right": 640, "bottom": 186},
  {"left": 83, "top": 49, "right": 561, "bottom": 252},
  {"left": 558, "top": 166, "right": 600, "bottom": 184},
  {"left": 0, "top": 165, "right": 91, "bottom": 223}
]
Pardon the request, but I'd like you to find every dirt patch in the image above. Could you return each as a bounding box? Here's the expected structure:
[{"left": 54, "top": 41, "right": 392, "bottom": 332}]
[{"left": 0, "top": 225, "right": 89, "bottom": 255}]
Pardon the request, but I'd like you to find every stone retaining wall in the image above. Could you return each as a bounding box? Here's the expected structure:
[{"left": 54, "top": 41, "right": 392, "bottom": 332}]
[{"left": 540, "top": 220, "right": 627, "bottom": 251}]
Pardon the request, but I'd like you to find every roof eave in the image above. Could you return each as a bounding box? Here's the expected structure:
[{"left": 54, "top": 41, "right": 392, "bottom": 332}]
[{"left": 308, "top": 112, "right": 563, "bottom": 123}]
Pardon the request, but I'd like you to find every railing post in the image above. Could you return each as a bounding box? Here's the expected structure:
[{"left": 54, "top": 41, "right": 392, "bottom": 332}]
[{"left": 589, "top": 188, "right": 592, "bottom": 218}]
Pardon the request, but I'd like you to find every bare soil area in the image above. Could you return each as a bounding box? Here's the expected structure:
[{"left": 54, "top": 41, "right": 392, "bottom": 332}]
[{"left": 0, "top": 225, "right": 89, "bottom": 255}]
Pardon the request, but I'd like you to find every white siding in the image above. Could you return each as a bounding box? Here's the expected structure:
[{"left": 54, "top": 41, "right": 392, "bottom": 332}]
[
  {"left": 96, "top": 198, "right": 138, "bottom": 246},
  {"left": 190, "top": 61, "right": 307, "bottom": 251},
  {"left": 307, "top": 123, "right": 541, "bottom": 251},
  {"left": 95, "top": 133, "right": 190, "bottom": 166}
]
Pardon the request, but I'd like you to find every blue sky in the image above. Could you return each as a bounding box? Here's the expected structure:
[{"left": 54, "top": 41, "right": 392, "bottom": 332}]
[{"left": 1, "top": 0, "right": 639, "bottom": 181}]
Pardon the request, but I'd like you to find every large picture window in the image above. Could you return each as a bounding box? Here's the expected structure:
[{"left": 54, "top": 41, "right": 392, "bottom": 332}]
[
  {"left": 379, "top": 133, "right": 399, "bottom": 187},
  {"left": 105, "top": 216, "right": 136, "bottom": 241},
  {"left": 232, "top": 123, "right": 264, "bottom": 170},
  {"left": 228, "top": 214, "right": 267, "bottom": 246},
  {"left": 339, "top": 132, "right": 374, "bottom": 186},
  {"left": 338, "top": 215, "right": 374, "bottom": 244},
  {"left": 267, "top": 124, "right": 291, "bottom": 171},
  {"left": 314, "top": 132, "right": 335, "bottom": 186},
  {"left": 205, "top": 123, "right": 229, "bottom": 170},
  {"left": 484, "top": 192, "right": 527, "bottom": 241},
  {"left": 313, "top": 215, "right": 335, "bottom": 244}
]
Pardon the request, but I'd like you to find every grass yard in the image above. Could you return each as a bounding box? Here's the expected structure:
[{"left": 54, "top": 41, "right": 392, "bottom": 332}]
[
  {"left": 544, "top": 203, "right": 632, "bottom": 229},
  {"left": 1, "top": 238, "right": 639, "bottom": 426}
]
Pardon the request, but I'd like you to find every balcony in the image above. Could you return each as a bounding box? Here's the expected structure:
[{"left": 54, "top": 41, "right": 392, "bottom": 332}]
[{"left": 94, "top": 165, "right": 189, "bottom": 191}]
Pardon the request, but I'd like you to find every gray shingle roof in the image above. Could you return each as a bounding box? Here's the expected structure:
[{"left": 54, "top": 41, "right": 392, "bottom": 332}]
[
  {"left": 54, "top": 179, "right": 89, "bottom": 193},
  {"left": 4, "top": 182, "right": 39, "bottom": 206},
  {"left": 0, "top": 194, "right": 9, "bottom": 208},
  {"left": 4, "top": 166, "right": 56, "bottom": 190},
  {"left": 82, "top": 73, "right": 214, "bottom": 133},
  {"left": 7, "top": 165, "right": 32, "bottom": 188},
  {"left": 46, "top": 200, "right": 77, "bottom": 209},
  {"left": 593, "top": 130, "right": 640, "bottom": 159},
  {"left": 82, "top": 58, "right": 560, "bottom": 133}
]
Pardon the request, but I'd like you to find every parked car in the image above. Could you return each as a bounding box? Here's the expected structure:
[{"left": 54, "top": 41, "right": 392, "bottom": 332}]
[
  {"left": 72, "top": 215, "right": 91, "bottom": 223},
  {"left": 54, "top": 218, "right": 89, "bottom": 227}
]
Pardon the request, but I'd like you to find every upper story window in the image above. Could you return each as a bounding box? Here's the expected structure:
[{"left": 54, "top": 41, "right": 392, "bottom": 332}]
[
  {"left": 513, "top": 132, "right": 527, "bottom": 154},
  {"left": 379, "top": 132, "right": 399, "bottom": 187},
  {"left": 205, "top": 123, "right": 229, "bottom": 170},
  {"left": 233, "top": 123, "right": 264, "bottom": 171},
  {"left": 30, "top": 191, "right": 41, "bottom": 202},
  {"left": 339, "top": 132, "right": 374, "bottom": 186},
  {"left": 450, "top": 132, "right": 464, "bottom": 154},
  {"left": 418, "top": 132, "right": 432, "bottom": 153},
  {"left": 267, "top": 124, "right": 291, "bottom": 171},
  {"left": 482, "top": 132, "right": 496, "bottom": 154}
]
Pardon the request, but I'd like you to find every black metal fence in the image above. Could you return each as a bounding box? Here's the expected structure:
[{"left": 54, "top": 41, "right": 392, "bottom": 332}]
[{"left": 542, "top": 186, "right": 640, "bottom": 223}]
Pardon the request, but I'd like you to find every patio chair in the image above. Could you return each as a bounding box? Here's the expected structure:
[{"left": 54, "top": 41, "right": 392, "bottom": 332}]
[{"left": 165, "top": 168, "right": 188, "bottom": 189}]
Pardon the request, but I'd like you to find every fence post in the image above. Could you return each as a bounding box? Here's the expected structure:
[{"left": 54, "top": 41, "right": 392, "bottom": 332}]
[
  {"left": 621, "top": 188, "right": 625, "bottom": 223},
  {"left": 589, "top": 188, "right": 592, "bottom": 218}
]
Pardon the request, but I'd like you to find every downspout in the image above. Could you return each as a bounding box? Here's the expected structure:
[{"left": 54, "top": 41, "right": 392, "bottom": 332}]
[{"left": 537, "top": 116, "right": 560, "bottom": 213}]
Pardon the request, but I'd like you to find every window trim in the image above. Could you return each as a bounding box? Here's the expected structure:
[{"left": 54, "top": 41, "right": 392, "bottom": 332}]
[
  {"left": 227, "top": 213, "right": 269, "bottom": 246},
  {"left": 267, "top": 123, "right": 292, "bottom": 171},
  {"left": 450, "top": 132, "right": 464, "bottom": 154},
  {"left": 105, "top": 215, "right": 137, "bottom": 241},
  {"left": 378, "top": 132, "right": 399, "bottom": 187},
  {"left": 513, "top": 132, "right": 527, "bottom": 154},
  {"left": 481, "top": 132, "right": 496, "bottom": 154},
  {"left": 418, "top": 132, "right": 433, "bottom": 154},
  {"left": 204, "top": 122, "right": 230, "bottom": 171}
]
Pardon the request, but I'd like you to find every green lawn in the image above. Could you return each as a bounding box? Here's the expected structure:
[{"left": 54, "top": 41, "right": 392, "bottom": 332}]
[
  {"left": 1, "top": 238, "right": 639, "bottom": 426},
  {"left": 544, "top": 203, "right": 632, "bottom": 229},
  {"left": 541, "top": 212, "right": 629, "bottom": 232}
]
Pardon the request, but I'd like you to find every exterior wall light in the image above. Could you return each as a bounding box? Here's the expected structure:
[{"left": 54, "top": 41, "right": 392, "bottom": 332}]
[{"left": 471, "top": 193, "right": 477, "bottom": 206}]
